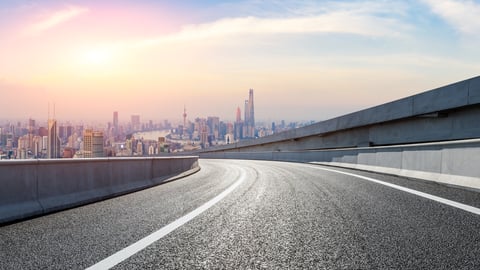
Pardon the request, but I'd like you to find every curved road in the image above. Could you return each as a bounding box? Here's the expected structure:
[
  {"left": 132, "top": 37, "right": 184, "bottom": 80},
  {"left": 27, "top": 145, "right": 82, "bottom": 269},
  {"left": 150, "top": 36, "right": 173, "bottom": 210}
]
[{"left": 1, "top": 159, "right": 480, "bottom": 269}]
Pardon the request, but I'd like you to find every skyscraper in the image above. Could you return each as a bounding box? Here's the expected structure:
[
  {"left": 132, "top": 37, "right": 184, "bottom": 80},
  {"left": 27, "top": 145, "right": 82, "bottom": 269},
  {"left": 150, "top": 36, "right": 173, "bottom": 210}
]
[
  {"left": 244, "top": 89, "right": 255, "bottom": 138},
  {"left": 131, "top": 115, "right": 141, "bottom": 131},
  {"left": 28, "top": 118, "right": 35, "bottom": 150},
  {"left": 207, "top": 116, "right": 220, "bottom": 140},
  {"left": 244, "top": 100, "right": 249, "bottom": 127},
  {"left": 234, "top": 106, "right": 243, "bottom": 141},
  {"left": 113, "top": 111, "right": 118, "bottom": 134},
  {"left": 47, "top": 119, "right": 60, "bottom": 158},
  {"left": 200, "top": 125, "right": 208, "bottom": 148},
  {"left": 83, "top": 129, "right": 104, "bottom": 158},
  {"left": 236, "top": 107, "right": 242, "bottom": 123}
]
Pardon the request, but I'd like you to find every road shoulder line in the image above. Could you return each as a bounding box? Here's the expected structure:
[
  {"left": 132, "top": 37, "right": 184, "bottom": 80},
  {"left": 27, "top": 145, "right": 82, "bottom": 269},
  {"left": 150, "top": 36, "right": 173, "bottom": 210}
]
[{"left": 310, "top": 165, "right": 480, "bottom": 216}]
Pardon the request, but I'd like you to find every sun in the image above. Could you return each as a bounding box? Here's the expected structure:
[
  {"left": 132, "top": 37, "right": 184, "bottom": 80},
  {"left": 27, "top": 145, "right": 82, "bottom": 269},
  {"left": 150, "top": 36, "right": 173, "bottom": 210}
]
[
  {"left": 76, "top": 45, "right": 116, "bottom": 67},
  {"left": 71, "top": 45, "right": 122, "bottom": 76},
  {"left": 83, "top": 48, "right": 111, "bottom": 65}
]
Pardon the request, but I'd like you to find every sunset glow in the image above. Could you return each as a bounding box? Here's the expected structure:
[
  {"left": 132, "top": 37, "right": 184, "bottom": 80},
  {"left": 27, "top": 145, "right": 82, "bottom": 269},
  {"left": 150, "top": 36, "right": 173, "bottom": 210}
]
[
  {"left": 1, "top": 0, "right": 479, "bottom": 123},
  {"left": 81, "top": 49, "right": 112, "bottom": 66}
]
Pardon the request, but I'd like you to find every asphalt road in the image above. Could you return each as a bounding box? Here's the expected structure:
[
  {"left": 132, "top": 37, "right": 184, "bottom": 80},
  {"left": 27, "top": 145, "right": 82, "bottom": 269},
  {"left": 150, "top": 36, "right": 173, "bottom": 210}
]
[{"left": 1, "top": 159, "right": 480, "bottom": 269}]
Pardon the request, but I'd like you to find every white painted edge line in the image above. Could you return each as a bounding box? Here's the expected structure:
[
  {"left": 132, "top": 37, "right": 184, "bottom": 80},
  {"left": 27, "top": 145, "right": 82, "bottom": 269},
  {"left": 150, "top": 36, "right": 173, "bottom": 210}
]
[
  {"left": 86, "top": 170, "right": 247, "bottom": 270},
  {"left": 310, "top": 165, "right": 480, "bottom": 216}
]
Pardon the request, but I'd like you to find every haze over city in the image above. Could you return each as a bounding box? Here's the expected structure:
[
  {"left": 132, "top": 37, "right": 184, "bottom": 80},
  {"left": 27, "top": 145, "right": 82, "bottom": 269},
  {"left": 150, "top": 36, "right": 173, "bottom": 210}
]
[{"left": 1, "top": 0, "right": 480, "bottom": 122}]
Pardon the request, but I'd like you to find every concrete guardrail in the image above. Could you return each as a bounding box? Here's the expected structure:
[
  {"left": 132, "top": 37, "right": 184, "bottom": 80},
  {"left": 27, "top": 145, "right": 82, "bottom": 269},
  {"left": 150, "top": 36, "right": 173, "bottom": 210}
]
[
  {"left": 199, "top": 139, "right": 480, "bottom": 191},
  {"left": 0, "top": 156, "right": 199, "bottom": 224}
]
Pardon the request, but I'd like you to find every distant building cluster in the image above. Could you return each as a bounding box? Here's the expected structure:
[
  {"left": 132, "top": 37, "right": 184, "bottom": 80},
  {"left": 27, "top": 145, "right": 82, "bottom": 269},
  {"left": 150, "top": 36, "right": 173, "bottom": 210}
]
[
  {"left": 0, "top": 89, "right": 314, "bottom": 159},
  {"left": 173, "top": 89, "right": 255, "bottom": 148}
]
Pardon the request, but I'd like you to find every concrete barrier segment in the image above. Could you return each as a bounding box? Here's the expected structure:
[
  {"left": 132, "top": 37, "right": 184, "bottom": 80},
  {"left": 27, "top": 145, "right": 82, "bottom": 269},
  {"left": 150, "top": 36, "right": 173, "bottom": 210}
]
[
  {"left": 198, "top": 139, "right": 480, "bottom": 192},
  {"left": 0, "top": 156, "right": 199, "bottom": 225}
]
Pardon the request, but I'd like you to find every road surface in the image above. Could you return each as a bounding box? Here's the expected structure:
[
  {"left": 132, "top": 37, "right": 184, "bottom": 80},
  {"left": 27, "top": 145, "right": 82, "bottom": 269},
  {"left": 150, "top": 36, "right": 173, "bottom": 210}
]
[{"left": 1, "top": 159, "right": 480, "bottom": 269}]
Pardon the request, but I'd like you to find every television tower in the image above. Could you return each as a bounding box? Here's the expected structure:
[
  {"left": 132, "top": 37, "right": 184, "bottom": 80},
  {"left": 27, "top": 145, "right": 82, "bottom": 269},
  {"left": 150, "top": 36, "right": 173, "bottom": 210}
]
[{"left": 183, "top": 105, "right": 187, "bottom": 138}]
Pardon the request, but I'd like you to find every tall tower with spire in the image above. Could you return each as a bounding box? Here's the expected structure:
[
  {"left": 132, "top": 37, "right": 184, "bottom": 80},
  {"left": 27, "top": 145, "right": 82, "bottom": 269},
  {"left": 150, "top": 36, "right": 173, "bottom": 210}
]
[
  {"left": 244, "top": 89, "right": 255, "bottom": 138},
  {"left": 182, "top": 106, "right": 187, "bottom": 138}
]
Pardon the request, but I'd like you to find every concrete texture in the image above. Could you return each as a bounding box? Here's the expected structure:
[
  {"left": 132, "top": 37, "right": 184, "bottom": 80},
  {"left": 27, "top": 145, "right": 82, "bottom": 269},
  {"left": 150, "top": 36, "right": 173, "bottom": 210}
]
[
  {"left": 199, "top": 139, "right": 480, "bottom": 191},
  {"left": 412, "top": 80, "right": 469, "bottom": 115},
  {"left": 469, "top": 77, "right": 480, "bottom": 104},
  {"left": 402, "top": 145, "right": 442, "bottom": 173},
  {"left": 0, "top": 160, "right": 43, "bottom": 223},
  {"left": 0, "top": 156, "right": 199, "bottom": 224},
  {"left": 442, "top": 145, "right": 480, "bottom": 178}
]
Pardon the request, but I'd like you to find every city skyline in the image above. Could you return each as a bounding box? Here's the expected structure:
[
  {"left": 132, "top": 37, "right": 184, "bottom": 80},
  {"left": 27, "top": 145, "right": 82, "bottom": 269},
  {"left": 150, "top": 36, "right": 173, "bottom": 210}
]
[
  {"left": 1, "top": 89, "right": 297, "bottom": 159},
  {"left": 1, "top": 1, "right": 480, "bottom": 122}
]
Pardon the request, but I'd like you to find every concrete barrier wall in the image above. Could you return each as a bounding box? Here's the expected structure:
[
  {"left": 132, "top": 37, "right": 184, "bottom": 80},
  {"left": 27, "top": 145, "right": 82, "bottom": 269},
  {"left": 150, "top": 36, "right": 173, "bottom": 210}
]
[
  {"left": 0, "top": 156, "right": 199, "bottom": 224},
  {"left": 199, "top": 139, "right": 480, "bottom": 191}
]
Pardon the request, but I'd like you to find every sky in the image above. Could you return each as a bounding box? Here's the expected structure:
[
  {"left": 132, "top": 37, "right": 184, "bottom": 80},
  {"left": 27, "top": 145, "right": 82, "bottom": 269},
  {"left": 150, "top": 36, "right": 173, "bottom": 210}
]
[{"left": 1, "top": 0, "right": 480, "bottom": 124}]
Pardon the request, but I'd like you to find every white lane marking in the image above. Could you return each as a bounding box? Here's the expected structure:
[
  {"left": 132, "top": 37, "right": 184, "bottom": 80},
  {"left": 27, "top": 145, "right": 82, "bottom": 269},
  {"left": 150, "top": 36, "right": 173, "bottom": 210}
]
[
  {"left": 86, "top": 170, "right": 247, "bottom": 270},
  {"left": 310, "top": 165, "right": 480, "bottom": 216}
]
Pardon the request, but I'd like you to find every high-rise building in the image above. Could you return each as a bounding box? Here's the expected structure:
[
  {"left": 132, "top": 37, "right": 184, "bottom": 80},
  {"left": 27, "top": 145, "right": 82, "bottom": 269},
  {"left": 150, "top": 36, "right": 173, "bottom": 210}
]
[
  {"left": 17, "top": 135, "right": 28, "bottom": 159},
  {"left": 234, "top": 106, "right": 243, "bottom": 141},
  {"left": 244, "top": 89, "right": 255, "bottom": 138},
  {"left": 66, "top": 125, "right": 73, "bottom": 139},
  {"left": 83, "top": 129, "right": 104, "bottom": 158},
  {"left": 131, "top": 115, "right": 141, "bottom": 131},
  {"left": 42, "top": 136, "right": 48, "bottom": 151},
  {"left": 244, "top": 100, "right": 249, "bottom": 126},
  {"left": 59, "top": 125, "right": 66, "bottom": 142},
  {"left": 136, "top": 141, "right": 143, "bottom": 155},
  {"left": 28, "top": 118, "right": 35, "bottom": 150},
  {"left": 113, "top": 111, "right": 118, "bottom": 134},
  {"left": 207, "top": 116, "right": 220, "bottom": 140},
  {"left": 200, "top": 125, "right": 208, "bottom": 148},
  {"left": 234, "top": 121, "right": 243, "bottom": 141},
  {"left": 219, "top": 121, "right": 227, "bottom": 140},
  {"left": 28, "top": 119, "right": 35, "bottom": 131},
  {"left": 33, "top": 136, "right": 42, "bottom": 157},
  {"left": 236, "top": 107, "right": 242, "bottom": 123},
  {"left": 38, "top": 127, "right": 48, "bottom": 137},
  {"left": 47, "top": 119, "right": 60, "bottom": 158}
]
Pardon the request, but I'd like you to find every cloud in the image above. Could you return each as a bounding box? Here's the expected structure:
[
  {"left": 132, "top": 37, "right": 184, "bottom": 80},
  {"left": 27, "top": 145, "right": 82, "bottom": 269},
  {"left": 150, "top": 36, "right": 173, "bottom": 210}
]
[
  {"left": 25, "top": 5, "right": 88, "bottom": 36},
  {"left": 135, "top": 11, "right": 407, "bottom": 48},
  {"left": 421, "top": 0, "right": 480, "bottom": 34},
  {"left": 209, "top": 0, "right": 409, "bottom": 20},
  {"left": 71, "top": 1, "right": 409, "bottom": 52}
]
